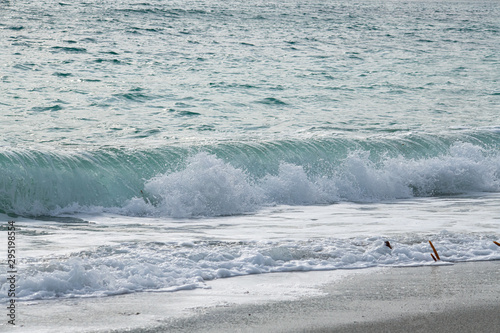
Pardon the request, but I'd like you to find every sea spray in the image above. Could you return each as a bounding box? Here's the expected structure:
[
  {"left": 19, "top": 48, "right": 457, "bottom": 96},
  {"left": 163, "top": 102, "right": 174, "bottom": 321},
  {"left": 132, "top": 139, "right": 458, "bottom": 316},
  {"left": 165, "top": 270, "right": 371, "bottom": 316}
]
[
  {"left": 143, "top": 152, "right": 262, "bottom": 217},
  {"left": 132, "top": 141, "right": 500, "bottom": 217}
]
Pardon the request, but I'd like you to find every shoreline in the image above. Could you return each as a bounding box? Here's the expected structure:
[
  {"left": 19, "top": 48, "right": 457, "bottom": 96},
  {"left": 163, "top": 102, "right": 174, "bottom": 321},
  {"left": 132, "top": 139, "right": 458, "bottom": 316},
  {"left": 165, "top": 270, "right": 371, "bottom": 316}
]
[
  {"left": 2, "top": 261, "right": 499, "bottom": 332},
  {"left": 145, "top": 260, "right": 500, "bottom": 333}
]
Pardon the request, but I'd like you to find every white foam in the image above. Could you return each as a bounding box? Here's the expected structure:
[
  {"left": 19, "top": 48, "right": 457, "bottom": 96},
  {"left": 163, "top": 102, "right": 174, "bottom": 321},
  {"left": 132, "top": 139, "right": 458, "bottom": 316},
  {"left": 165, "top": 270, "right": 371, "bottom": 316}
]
[
  {"left": 120, "top": 142, "right": 500, "bottom": 217},
  {"left": 143, "top": 152, "right": 261, "bottom": 217},
  {"left": 2, "top": 226, "right": 499, "bottom": 302}
]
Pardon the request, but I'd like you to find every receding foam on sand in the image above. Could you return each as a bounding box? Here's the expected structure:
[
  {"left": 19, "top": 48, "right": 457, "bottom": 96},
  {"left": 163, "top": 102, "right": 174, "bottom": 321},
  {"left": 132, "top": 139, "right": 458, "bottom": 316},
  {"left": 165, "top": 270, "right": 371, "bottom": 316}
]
[{"left": 2, "top": 261, "right": 499, "bottom": 333}]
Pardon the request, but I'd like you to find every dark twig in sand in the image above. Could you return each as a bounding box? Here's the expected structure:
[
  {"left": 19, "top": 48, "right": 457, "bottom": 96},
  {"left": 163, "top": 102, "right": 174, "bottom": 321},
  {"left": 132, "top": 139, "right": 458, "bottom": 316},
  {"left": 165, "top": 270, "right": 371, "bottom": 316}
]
[{"left": 429, "top": 241, "right": 440, "bottom": 261}]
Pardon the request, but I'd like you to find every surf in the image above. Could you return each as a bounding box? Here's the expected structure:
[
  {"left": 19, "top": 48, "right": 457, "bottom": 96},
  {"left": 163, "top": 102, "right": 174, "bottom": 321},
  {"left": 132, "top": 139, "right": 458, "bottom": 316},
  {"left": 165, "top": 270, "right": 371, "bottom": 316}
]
[{"left": 1, "top": 133, "right": 499, "bottom": 218}]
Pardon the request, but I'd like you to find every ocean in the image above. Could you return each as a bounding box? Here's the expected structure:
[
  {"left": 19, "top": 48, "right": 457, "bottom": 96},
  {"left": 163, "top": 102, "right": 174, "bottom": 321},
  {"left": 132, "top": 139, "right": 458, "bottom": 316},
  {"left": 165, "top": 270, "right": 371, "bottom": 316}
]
[{"left": 1, "top": 0, "right": 499, "bottom": 302}]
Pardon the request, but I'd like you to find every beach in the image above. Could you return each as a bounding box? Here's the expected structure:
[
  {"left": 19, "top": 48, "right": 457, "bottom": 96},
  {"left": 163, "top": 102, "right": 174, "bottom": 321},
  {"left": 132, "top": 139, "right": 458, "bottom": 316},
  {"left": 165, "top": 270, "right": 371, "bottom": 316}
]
[{"left": 4, "top": 261, "right": 499, "bottom": 332}]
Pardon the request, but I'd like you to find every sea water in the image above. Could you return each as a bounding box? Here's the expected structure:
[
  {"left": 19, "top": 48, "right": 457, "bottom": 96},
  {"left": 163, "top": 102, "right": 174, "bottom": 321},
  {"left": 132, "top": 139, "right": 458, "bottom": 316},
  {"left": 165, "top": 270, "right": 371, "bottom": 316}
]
[{"left": 0, "top": 0, "right": 499, "bottom": 301}]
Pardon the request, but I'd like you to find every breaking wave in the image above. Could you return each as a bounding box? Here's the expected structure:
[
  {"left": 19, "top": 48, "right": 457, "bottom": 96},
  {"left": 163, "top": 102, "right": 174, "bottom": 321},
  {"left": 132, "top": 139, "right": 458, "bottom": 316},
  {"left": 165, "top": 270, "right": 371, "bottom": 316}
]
[{"left": 1, "top": 133, "right": 499, "bottom": 218}]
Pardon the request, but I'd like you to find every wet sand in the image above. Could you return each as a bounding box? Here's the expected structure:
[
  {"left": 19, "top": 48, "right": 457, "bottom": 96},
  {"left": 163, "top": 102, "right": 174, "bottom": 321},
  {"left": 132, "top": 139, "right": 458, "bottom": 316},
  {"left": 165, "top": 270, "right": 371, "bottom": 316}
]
[{"left": 150, "top": 261, "right": 500, "bottom": 333}]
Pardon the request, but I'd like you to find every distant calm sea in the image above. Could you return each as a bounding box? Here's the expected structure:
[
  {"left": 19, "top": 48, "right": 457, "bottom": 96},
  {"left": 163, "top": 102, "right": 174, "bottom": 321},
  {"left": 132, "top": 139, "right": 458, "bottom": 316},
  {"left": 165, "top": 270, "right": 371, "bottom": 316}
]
[{"left": 1, "top": 0, "right": 499, "bottom": 301}]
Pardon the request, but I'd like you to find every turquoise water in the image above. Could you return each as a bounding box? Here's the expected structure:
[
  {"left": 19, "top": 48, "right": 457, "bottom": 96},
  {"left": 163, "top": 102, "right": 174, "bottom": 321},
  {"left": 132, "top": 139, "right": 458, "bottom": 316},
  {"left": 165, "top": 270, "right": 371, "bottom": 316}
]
[
  {"left": 0, "top": 0, "right": 499, "bottom": 302},
  {"left": 1, "top": 0, "right": 499, "bottom": 216},
  {"left": 1, "top": 0, "right": 499, "bottom": 148}
]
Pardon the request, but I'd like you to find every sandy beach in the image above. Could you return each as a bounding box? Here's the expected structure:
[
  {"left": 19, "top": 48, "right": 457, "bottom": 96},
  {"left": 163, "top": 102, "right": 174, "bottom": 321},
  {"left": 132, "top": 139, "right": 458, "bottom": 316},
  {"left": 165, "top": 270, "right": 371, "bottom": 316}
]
[{"left": 2, "top": 260, "right": 498, "bottom": 333}]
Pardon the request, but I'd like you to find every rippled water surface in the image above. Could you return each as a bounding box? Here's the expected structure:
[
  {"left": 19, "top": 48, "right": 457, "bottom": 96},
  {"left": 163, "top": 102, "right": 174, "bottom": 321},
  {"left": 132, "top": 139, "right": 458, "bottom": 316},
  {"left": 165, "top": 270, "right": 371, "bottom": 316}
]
[{"left": 1, "top": 0, "right": 499, "bottom": 147}]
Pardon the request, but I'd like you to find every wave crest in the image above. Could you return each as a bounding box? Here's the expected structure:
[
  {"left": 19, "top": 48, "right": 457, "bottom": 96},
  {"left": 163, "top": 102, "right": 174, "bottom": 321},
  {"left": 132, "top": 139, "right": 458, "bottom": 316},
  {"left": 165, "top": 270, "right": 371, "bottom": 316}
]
[
  {"left": 127, "top": 142, "right": 499, "bottom": 217},
  {"left": 1, "top": 140, "right": 499, "bottom": 217}
]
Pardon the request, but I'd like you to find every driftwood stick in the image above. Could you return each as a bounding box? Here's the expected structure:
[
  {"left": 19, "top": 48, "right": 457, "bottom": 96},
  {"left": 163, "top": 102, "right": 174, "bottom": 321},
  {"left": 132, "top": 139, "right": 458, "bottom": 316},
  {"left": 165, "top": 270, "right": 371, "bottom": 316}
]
[{"left": 429, "top": 241, "right": 440, "bottom": 261}]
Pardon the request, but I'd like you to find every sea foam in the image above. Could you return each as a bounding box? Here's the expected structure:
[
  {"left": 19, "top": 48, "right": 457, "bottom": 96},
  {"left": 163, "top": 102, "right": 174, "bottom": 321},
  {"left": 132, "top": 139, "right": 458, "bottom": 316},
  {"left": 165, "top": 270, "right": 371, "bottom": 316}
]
[
  {"left": 128, "top": 142, "right": 499, "bottom": 217},
  {"left": 2, "top": 232, "right": 499, "bottom": 302}
]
